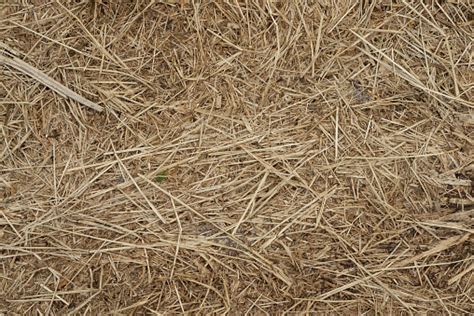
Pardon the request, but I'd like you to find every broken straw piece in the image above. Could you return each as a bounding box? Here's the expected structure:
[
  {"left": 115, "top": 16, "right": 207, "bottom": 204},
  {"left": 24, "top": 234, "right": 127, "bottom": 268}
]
[{"left": 0, "top": 54, "right": 103, "bottom": 112}]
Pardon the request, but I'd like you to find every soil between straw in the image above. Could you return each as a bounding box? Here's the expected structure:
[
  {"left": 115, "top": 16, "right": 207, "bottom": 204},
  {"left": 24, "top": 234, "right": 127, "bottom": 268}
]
[{"left": 1, "top": 1, "right": 473, "bottom": 314}]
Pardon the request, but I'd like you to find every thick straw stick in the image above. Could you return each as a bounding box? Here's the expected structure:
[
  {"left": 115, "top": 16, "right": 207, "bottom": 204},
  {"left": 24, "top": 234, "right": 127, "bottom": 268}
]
[{"left": 0, "top": 54, "right": 103, "bottom": 112}]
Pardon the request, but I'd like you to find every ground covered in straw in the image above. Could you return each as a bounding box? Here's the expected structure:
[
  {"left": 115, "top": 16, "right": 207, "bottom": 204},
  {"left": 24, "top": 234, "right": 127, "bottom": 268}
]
[{"left": 1, "top": 1, "right": 473, "bottom": 314}]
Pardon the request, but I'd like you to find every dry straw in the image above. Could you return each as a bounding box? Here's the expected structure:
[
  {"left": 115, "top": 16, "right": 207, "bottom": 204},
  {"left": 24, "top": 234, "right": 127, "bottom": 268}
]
[{"left": 1, "top": 0, "right": 472, "bottom": 314}]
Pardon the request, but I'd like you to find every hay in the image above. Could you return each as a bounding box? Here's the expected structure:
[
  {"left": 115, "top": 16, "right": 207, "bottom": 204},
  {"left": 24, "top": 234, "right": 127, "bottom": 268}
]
[{"left": 1, "top": 0, "right": 472, "bottom": 314}]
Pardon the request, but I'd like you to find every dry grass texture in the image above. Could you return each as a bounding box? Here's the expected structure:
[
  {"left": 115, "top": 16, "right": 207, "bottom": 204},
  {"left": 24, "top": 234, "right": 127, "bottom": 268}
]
[{"left": 1, "top": 0, "right": 473, "bottom": 314}]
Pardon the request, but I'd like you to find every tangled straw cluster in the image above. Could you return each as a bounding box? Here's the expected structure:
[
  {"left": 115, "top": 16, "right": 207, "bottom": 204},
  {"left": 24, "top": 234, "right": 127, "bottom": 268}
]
[{"left": 1, "top": 1, "right": 472, "bottom": 314}]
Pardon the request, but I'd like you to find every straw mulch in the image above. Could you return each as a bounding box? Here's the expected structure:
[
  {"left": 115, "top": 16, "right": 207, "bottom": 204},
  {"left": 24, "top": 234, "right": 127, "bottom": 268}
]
[{"left": 1, "top": 1, "right": 472, "bottom": 314}]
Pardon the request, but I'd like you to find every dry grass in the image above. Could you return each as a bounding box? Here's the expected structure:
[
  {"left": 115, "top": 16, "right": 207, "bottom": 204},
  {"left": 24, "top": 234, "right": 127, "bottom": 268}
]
[{"left": 1, "top": 0, "right": 473, "bottom": 314}]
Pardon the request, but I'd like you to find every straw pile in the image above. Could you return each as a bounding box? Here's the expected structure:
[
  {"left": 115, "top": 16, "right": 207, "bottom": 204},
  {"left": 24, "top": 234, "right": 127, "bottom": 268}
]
[{"left": 1, "top": 1, "right": 472, "bottom": 314}]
